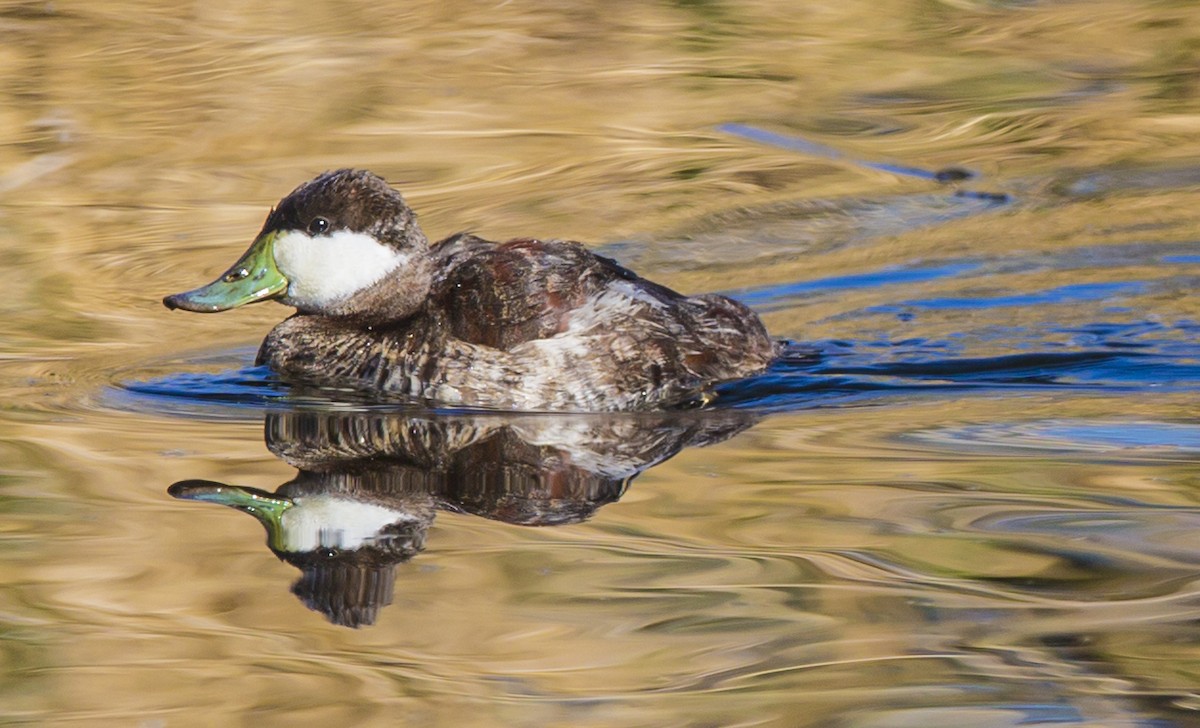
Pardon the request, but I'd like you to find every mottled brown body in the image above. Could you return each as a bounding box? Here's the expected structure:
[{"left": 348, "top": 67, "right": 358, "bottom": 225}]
[
  {"left": 259, "top": 234, "right": 779, "bottom": 411},
  {"left": 166, "top": 169, "right": 779, "bottom": 411}
]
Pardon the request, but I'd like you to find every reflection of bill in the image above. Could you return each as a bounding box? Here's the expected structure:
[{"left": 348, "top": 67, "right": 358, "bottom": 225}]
[{"left": 169, "top": 409, "right": 757, "bottom": 628}]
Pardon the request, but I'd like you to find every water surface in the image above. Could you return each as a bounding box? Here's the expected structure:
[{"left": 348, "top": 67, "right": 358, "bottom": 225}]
[{"left": 1, "top": 1, "right": 1199, "bottom": 725}]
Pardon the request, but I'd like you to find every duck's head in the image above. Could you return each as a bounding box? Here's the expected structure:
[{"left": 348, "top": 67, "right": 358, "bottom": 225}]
[{"left": 164, "top": 169, "right": 432, "bottom": 322}]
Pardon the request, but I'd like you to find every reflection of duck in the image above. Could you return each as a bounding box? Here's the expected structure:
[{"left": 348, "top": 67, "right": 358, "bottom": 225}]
[
  {"left": 170, "top": 476, "right": 430, "bottom": 630},
  {"left": 170, "top": 409, "right": 756, "bottom": 627},
  {"left": 163, "top": 169, "right": 779, "bottom": 411}
]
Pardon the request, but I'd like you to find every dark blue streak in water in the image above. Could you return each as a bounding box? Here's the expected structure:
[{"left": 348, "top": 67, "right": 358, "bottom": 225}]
[
  {"left": 731, "top": 261, "right": 981, "bottom": 310},
  {"left": 873, "top": 281, "right": 1147, "bottom": 312},
  {"left": 712, "top": 346, "right": 1199, "bottom": 412},
  {"left": 143, "top": 366, "right": 279, "bottom": 398},
  {"left": 716, "top": 122, "right": 945, "bottom": 181},
  {"left": 1160, "top": 254, "right": 1200, "bottom": 264},
  {"left": 819, "top": 351, "right": 1136, "bottom": 381},
  {"left": 115, "top": 366, "right": 291, "bottom": 415}
]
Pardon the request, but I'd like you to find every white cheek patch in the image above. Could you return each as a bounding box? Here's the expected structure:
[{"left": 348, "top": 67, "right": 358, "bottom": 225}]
[
  {"left": 278, "top": 495, "right": 420, "bottom": 552},
  {"left": 272, "top": 229, "right": 408, "bottom": 311}
]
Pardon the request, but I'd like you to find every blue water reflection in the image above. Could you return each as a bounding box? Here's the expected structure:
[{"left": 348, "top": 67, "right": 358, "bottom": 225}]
[
  {"left": 879, "top": 280, "right": 1147, "bottom": 311},
  {"left": 733, "top": 261, "right": 982, "bottom": 310}
]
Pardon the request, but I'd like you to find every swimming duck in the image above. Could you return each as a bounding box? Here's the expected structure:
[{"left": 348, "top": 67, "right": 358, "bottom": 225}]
[{"left": 163, "top": 169, "right": 779, "bottom": 410}]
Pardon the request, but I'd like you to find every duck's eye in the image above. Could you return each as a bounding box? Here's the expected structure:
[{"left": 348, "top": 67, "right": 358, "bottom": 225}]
[{"left": 307, "top": 217, "right": 330, "bottom": 235}]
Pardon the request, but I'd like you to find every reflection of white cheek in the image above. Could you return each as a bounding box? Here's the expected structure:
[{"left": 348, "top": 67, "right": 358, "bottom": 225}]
[
  {"left": 278, "top": 495, "right": 418, "bottom": 552},
  {"left": 273, "top": 230, "right": 406, "bottom": 309}
]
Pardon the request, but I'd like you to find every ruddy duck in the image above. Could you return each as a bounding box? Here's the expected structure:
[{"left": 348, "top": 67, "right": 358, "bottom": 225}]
[{"left": 164, "top": 169, "right": 778, "bottom": 410}]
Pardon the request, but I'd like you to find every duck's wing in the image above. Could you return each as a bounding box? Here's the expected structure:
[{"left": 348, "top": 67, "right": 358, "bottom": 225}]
[{"left": 431, "top": 237, "right": 672, "bottom": 350}]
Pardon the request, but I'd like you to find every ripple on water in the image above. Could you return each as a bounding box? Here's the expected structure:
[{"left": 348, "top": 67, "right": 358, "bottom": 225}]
[
  {"left": 101, "top": 346, "right": 400, "bottom": 421},
  {"left": 908, "top": 419, "right": 1200, "bottom": 456}
]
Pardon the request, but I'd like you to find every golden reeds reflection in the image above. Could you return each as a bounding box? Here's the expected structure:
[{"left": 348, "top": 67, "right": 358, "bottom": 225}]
[
  {"left": 168, "top": 409, "right": 757, "bottom": 627},
  {"left": 0, "top": 0, "right": 1198, "bottom": 722}
]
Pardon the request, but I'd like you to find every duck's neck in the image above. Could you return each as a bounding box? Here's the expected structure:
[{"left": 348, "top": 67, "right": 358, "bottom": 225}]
[{"left": 315, "top": 256, "right": 434, "bottom": 327}]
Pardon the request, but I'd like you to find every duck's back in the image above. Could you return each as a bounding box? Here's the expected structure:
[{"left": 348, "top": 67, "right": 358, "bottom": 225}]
[
  {"left": 431, "top": 235, "right": 628, "bottom": 349},
  {"left": 427, "top": 236, "right": 778, "bottom": 408}
]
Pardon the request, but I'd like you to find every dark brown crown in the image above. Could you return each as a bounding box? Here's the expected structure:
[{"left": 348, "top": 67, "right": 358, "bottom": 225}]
[{"left": 259, "top": 169, "right": 427, "bottom": 249}]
